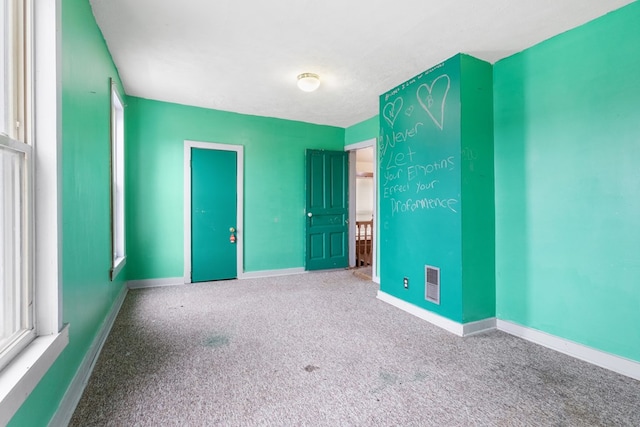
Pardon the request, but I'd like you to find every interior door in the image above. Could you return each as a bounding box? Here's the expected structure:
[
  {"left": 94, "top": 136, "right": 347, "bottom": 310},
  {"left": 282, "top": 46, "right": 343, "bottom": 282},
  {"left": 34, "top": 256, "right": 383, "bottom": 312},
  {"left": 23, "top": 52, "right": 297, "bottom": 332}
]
[
  {"left": 305, "top": 149, "right": 349, "bottom": 270},
  {"left": 191, "top": 148, "right": 237, "bottom": 281}
]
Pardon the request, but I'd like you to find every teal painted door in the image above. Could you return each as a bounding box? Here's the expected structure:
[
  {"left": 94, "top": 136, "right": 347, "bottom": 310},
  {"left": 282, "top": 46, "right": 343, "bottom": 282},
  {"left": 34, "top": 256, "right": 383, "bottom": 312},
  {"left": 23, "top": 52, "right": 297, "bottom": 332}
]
[
  {"left": 305, "top": 150, "right": 349, "bottom": 270},
  {"left": 191, "top": 148, "right": 237, "bottom": 281}
]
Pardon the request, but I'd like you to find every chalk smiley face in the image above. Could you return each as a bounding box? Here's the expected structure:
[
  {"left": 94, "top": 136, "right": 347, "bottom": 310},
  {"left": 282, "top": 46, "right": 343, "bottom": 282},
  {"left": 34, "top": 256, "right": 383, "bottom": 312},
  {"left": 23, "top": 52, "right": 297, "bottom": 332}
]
[
  {"left": 382, "top": 97, "right": 404, "bottom": 128},
  {"left": 416, "top": 74, "right": 451, "bottom": 130}
]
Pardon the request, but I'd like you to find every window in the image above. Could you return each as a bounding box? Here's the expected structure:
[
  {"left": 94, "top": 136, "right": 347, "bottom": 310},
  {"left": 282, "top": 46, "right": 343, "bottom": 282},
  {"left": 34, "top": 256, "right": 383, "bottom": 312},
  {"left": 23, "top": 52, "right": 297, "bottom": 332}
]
[
  {"left": 0, "top": 0, "right": 67, "bottom": 423},
  {"left": 1, "top": 0, "right": 34, "bottom": 373},
  {"left": 110, "top": 83, "right": 125, "bottom": 279}
]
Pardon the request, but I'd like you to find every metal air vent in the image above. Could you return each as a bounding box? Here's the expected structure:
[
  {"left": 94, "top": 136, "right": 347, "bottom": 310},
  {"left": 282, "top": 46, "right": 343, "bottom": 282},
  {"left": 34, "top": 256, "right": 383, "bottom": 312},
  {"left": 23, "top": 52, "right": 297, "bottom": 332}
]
[{"left": 425, "top": 265, "right": 440, "bottom": 305}]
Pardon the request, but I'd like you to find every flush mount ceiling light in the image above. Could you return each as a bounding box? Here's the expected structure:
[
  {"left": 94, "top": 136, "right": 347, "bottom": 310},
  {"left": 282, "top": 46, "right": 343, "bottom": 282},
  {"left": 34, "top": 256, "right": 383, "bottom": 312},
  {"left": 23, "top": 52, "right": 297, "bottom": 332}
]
[{"left": 297, "top": 73, "right": 320, "bottom": 92}]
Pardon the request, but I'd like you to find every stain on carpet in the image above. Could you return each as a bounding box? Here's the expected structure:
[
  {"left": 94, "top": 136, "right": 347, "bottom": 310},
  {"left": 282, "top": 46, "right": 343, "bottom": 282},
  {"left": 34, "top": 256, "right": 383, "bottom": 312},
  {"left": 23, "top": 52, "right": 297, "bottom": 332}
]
[
  {"left": 379, "top": 371, "right": 399, "bottom": 385},
  {"left": 412, "top": 371, "right": 428, "bottom": 382},
  {"left": 371, "top": 371, "right": 399, "bottom": 393},
  {"left": 304, "top": 365, "right": 320, "bottom": 372},
  {"left": 563, "top": 401, "right": 602, "bottom": 426},
  {"left": 203, "top": 334, "right": 230, "bottom": 348}
]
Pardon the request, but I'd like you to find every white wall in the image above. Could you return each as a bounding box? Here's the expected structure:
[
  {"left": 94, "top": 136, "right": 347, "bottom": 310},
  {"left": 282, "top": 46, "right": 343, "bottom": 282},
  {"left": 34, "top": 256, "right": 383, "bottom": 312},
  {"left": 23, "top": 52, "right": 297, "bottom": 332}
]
[{"left": 355, "top": 147, "right": 374, "bottom": 221}]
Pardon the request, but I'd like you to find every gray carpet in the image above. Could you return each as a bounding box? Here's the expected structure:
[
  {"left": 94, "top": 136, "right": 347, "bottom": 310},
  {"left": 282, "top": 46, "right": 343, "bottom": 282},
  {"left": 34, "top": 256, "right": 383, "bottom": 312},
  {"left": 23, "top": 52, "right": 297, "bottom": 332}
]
[{"left": 70, "top": 270, "right": 640, "bottom": 426}]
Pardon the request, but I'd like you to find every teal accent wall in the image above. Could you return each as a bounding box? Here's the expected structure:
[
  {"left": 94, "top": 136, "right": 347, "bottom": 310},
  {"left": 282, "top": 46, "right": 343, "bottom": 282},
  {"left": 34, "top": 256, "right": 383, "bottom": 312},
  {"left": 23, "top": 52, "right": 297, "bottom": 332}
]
[
  {"left": 379, "top": 56, "right": 464, "bottom": 321},
  {"left": 345, "top": 115, "right": 378, "bottom": 145},
  {"left": 494, "top": 2, "right": 640, "bottom": 361},
  {"left": 126, "top": 98, "right": 344, "bottom": 279},
  {"left": 379, "top": 54, "right": 494, "bottom": 323},
  {"left": 8, "top": 0, "right": 127, "bottom": 425},
  {"left": 460, "top": 55, "right": 495, "bottom": 322}
]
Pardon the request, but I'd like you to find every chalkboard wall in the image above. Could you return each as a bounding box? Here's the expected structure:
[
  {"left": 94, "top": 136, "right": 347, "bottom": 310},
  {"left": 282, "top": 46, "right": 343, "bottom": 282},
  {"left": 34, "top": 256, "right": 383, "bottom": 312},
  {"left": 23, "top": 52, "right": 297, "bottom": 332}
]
[
  {"left": 379, "top": 55, "right": 463, "bottom": 321},
  {"left": 379, "top": 54, "right": 495, "bottom": 324}
]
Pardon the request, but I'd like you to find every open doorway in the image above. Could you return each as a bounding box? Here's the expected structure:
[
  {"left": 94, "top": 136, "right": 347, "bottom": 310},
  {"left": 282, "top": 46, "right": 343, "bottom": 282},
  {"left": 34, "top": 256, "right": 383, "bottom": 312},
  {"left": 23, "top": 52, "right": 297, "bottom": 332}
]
[
  {"left": 346, "top": 139, "right": 378, "bottom": 282},
  {"left": 354, "top": 148, "right": 374, "bottom": 268}
]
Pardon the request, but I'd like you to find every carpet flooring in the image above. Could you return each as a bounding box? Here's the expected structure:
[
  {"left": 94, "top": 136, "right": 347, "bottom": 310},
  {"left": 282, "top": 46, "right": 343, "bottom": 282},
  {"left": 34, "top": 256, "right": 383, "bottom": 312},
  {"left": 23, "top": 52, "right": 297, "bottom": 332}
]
[{"left": 70, "top": 270, "right": 640, "bottom": 426}]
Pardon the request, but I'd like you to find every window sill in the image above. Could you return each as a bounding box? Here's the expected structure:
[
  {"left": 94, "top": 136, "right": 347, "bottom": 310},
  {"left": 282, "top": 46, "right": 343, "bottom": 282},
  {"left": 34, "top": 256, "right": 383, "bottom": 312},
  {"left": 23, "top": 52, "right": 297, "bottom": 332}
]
[
  {"left": 0, "top": 324, "right": 69, "bottom": 425},
  {"left": 111, "top": 256, "right": 127, "bottom": 281}
]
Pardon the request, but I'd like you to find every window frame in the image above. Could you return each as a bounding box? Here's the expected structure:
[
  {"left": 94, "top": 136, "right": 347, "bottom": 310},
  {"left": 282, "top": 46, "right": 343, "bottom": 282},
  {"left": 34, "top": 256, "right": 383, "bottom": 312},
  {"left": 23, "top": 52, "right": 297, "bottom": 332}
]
[
  {"left": 1, "top": 0, "right": 35, "bottom": 373},
  {"left": 0, "top": 136, "right": 35, "bottom": 373},
  {"left": 110, "top": 81, "right": 126, "bottom": 280},
  {"left": 0, "top": 0, "right": 68, "bottom": 424}
]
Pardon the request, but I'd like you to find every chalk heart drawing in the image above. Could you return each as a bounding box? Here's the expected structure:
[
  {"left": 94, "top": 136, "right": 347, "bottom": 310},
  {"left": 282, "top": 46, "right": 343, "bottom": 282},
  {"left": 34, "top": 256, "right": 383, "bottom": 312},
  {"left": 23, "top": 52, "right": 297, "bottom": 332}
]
[
  {"left": 416, "top": 74, "right": 451, "bottom": 130},
  {"left": 382, "top": 97, "right": 403, "bottom": 128}
]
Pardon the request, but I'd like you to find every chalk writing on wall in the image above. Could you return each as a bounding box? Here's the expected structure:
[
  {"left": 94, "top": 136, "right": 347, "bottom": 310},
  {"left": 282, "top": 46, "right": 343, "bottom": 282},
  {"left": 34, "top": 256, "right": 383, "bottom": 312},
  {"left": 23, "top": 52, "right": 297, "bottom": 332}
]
[
  {"left": 391, "top": 197, "right": 458, "bottom": 215},
  {"left": 416, "top": 74, "right": 450, "bottom": 131},
  {"left": 404, "top": 105, "right": 414, "bottom": 117},
  {"left": 381, "top": 150, "right": 458, "bottom": 216},
  {"left": 380, "top": 69, "right": 458, "bottom": 218},
  {"left": 382, "top": 97, "right": 403, "bottom": 128}
]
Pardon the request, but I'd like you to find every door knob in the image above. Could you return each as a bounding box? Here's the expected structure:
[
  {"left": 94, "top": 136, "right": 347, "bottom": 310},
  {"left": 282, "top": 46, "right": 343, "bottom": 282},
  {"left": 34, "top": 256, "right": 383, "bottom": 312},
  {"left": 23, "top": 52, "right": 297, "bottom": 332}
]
[{"left": 307, "top": 212, "right": 313, "bottom": 217}]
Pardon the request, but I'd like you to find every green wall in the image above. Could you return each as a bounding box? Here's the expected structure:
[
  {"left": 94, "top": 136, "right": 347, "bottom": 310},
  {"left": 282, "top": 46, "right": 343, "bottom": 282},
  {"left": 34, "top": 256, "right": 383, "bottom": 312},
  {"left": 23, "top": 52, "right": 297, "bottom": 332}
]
[
  {"left": 460, "top": 55, "right": 495, "bottom": 322},
  {"left": 345, "top": 115, "right": 378, "bottom": 145},
  {"left": 126, "top": 98, "right": 344, "bottom": 279},
  {"left": 494, "top": 2, "right": 640, "bottom": 362},
  {"left": 9, "top": 0, "right": 127, "bottom": 425}
]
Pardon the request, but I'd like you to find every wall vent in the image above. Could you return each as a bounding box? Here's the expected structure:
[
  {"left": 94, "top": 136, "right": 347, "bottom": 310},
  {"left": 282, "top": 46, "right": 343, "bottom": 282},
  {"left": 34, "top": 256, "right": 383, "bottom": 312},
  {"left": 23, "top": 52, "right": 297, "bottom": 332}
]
[{"left": 425, "top": 265, "right": 440, "bottom": 305}]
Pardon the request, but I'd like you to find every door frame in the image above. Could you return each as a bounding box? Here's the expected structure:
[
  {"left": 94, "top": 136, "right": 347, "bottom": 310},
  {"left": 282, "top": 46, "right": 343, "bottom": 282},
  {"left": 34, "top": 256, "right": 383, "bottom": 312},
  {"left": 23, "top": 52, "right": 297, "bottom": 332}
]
[
  {"left": 345, "top": 138, "right": 379, "bottom": 283},
  {"left": 183, "top": 140, "right": 244, "bottom": 283}
]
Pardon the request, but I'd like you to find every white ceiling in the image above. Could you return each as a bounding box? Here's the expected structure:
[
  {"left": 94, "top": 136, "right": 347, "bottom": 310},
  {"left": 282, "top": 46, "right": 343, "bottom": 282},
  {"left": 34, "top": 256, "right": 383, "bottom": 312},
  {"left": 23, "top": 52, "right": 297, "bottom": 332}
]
[{"left": 90, "top": 0, "right": 635, "bottom": 128}]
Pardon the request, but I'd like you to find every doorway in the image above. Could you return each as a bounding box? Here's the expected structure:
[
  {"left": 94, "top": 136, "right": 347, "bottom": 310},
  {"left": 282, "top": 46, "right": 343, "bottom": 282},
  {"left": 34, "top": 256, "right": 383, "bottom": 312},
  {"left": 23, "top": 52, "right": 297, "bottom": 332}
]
[
  {"left": 183, "top": 141, "right": 244, "bottom": 283},
  {"left": 345, "top": 139, "right": 378, "bottom": 282}
]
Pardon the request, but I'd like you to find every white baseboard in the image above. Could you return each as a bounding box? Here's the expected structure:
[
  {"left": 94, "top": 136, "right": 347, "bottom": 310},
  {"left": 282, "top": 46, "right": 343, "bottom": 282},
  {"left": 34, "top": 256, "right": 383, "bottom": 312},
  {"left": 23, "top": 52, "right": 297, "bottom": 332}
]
[
  {"left": 497, "top": 319, "right": 640, "bottom": 381},
  {"left": 376, "top": 293, "right": 639, "bottom": 380},
  {"left": 50, "top": 285, "right": 128, "bottom": 427},
  {"left": 376, "top": 291, "right": 495, "bottom": 337},
  {"left": 240, "top": 267, "right": 306, "bottom": 279},
  {"left": 127, "top": 277, "right": 184, "bottom": 289},
  {"left": 463, "top": 317, "right": 497, "bottom": 336},
  {"left": 129, "top": 269, "right": 308, "bottom": 287}
]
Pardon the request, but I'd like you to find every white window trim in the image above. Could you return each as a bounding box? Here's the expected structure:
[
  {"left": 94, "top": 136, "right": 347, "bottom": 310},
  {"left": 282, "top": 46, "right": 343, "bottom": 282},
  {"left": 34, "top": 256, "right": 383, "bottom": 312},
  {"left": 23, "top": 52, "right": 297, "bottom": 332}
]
[
  {"left": 0, "top": 0, "right": 68, "bottom": 424},
  {"left": 0, "top": 134, "right": 36, "bottom": 373},
  {"left": 112, "top": 255, "right": 126, "bottom": 280},
  {"left": 0, "top": 0, "right": 34, "bottom": 372},
  {"left": 110, "top": 83, "right": 125, "bottom": 281}
]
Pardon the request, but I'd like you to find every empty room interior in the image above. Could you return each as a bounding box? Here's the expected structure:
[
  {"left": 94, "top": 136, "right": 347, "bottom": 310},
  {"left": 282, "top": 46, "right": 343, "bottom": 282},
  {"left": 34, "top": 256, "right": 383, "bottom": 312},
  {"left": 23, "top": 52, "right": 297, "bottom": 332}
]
[{"left": 1, "top": 0, "right": 640, "bottom": 425}]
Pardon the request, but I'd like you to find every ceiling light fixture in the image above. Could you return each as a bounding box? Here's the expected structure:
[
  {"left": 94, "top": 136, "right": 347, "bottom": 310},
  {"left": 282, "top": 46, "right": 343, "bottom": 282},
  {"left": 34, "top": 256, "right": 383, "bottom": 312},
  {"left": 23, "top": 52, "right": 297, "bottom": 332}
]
[{"left": 297, "top": 73, "right": 320, "bottom": 92}]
